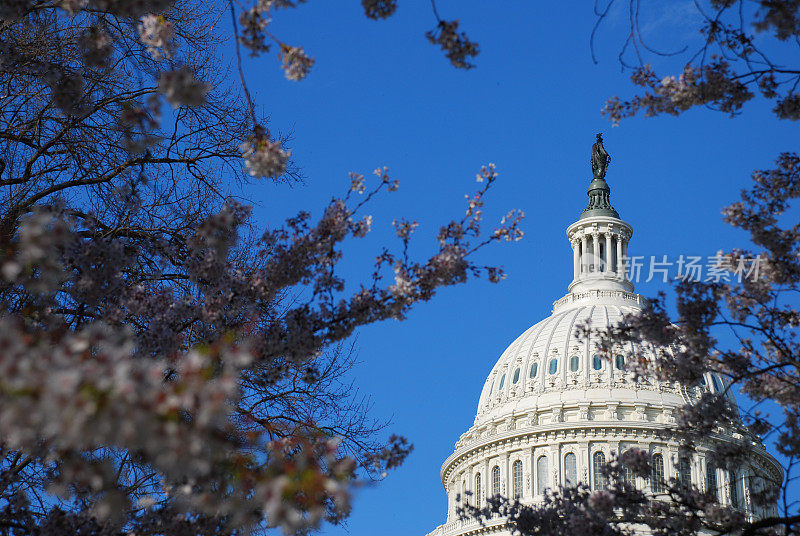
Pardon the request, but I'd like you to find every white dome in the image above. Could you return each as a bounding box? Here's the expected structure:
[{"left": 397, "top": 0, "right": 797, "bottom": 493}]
[
  {"left": 476, "top": 291, "right": 658, "bottom": 423},
  {"left": 425, "top": 160, "right": 781, "bottom": 536}
]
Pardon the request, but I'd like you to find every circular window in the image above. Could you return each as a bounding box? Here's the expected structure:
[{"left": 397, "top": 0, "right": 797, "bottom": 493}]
[
  {"left": 569, "top": 355, "right": 579, "bottom": 372},
  {"left": 530, "top": 362, "right": 538, "bottom": 378},
  {"left": 615, "top": 354, "right": 625, "bottom": 370},
  {"left": 592, "top": 354, "right": 603, "bottom": 370},
  {"left": 513, "top": 368, "right": 520, "bottom": 384},
  {"left": 549, "top": 358, "right": 558, "bottom": 375}
]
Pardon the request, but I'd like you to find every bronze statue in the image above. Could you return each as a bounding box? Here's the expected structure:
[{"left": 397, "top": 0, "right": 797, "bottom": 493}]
[{"left": 591, "top": 133, "right": 610, "bottom": 179}]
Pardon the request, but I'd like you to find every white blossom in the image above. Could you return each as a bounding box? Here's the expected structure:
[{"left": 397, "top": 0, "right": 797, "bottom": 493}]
[
  {"left": 279, "top": 45, "right": 314, "bottom": 81},
  {"left": 138, "top": 14, "right": 175, "bottom": 59},
  {"left": 349, "top": 172, "right": 365, "bottom": 193},
  {"left": 158, "top": 68, "right": 210, "bottom": 108},
  {"left": 60, "top": 0, "right": 88, "bottom": 13},
  {"left": 239, "top": 136, "right": 290, "bottom": 178},
  {"left": 351, "top": 215, "right": 372, "bottom": 238}
]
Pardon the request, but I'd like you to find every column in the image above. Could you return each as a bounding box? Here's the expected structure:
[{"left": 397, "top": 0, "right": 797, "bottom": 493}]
[
  {"left": 523, "top": 453, "right": 531, "bottom": 499},
  {"left": 503, "top": 452, "right": 510, "bottom": 497},
  {"left": 667, "top": 447, "right": 679, "bottom": 481},
  {"left": 604, "top": 233, "right": 612, "bottom": 273},
  {"left": 616, "top": 234, "right": 624, "bottom": 279},
  {"left": 484, "top": 458, "right": 490, "bottom": 499},
  {"left": 621, "top": 235, "right": 628, "bottom": 263},
  {"left": 695, "top": 456, "right": 703, "bottom": 491},
  {"left": 529, "top": 447, "right": 536, "bottom": 496},
  {"left": 580, "top": 234, "right": 588, "bottom": 274},
  {"left": 743, "top": 469, "right": 753, "bottom": 516},
  {"left": 551, "top": 444, "right": 560, "bottom": 489},
  {"left": 721, "top": 469, "right": 730, "bottom": 506},
  {"left": 592, "top": 233, "right": 600, "bottom": 273},
  {"left": 467, "top": 466, "right": 474, "bottom": 506},
  {"left": 572, "top": 239, "right": 580, "bottom": 280},
  {"left": 447, "top": 479, "right": 454, "bottom": 520},
  {"left": 579, "top": 440, "right": 590, "bottom": 485}
]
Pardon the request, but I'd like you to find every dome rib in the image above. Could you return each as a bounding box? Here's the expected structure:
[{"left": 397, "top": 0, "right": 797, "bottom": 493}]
[
  {"left": 562, "top": 306, "right": 586, "bottom": 375},
  {"left": 476, "top": 301, "right": 658, "bottom": 420}
]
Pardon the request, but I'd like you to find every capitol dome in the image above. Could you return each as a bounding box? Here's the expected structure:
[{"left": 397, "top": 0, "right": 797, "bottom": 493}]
[{"left": 426, "top": 139, "right": 781, "bottom": 536}]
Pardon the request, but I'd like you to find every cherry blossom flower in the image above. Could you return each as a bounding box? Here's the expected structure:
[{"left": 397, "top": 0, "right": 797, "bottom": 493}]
[
  {"left": 78, "top": 26, "right": 113, "bottom": 68},
  {"left": 349, "top": 172, "right": 366, "bottom": 194},
  {"left": 158, "top": 68, "right": 210, "bottom": 107},
  {"left": 239, "top": 0, "right": 273, "bottom": 55},
  {"left": 350, "top": 215, "right": 372, "bottom": 238},
  {"left": 279, "top": 45, "right": 315, "bottom": 81},
  {"left": 60, "top": 0, "right": 88, "bottom": 13},
  {"left": 239, "top": 128, "right": 291, "bottom": 178},
  {"left": 138, "top": 14, "right": 175, "bottom": 59},
  {"left": 362, "top": 0, "right": 397, "bottom": 19},
  {"left": 425, "top": 19, "right": 479, "bottom": 70}
]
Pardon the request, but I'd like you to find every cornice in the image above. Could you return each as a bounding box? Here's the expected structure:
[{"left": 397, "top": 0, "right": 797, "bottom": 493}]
[
  {"left": 440, "top": 420, "right": 674, "bottom": 483},
  {"left": 552, "top": 289, "right": 645, "bottom": 314},
  {"left": 440, "top": 419, "right": 777, "bottom": 485}
]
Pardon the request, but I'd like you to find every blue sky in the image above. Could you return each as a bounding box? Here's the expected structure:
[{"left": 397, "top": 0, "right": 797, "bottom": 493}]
[{"left": 231, "top": 2, "right": 800, "bottom": 534}]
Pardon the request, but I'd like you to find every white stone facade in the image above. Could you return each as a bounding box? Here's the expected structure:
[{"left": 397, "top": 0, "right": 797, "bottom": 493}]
[{"left": 425, "top": 187, "right": 781, "bottom": 536}]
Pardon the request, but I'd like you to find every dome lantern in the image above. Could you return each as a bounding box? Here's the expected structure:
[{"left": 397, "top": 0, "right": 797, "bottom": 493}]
[{"left": 564, "top": 135, "right": 634, "bottom": 300}]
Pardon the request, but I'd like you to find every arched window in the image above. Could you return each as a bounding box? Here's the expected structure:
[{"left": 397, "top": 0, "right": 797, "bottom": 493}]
[
  {"left": 699, "top": 374, "right": 707, "bottom": 386},
  {"left": 564, "top": 452, "right": 577, "bottom": 486},
  {"left": 499, "top": 374, "right": 505, "bottom": 390},
  {"left": 536, "top": 456, "right": 549, "bottom": 495},
  {"left": 592, "top": 354, "right": 603, "bottom": 370},
  {"left": 729, "top": 470, "right": 739, "bottom": 508},
  {"left": 651, "top": 453, "right": 666, "bottom": 494},
  {"left": 569, "top": 355, "right": 579, "bottom": 372},
  {"left": 475, "top": 473, "right": 481, "bottom": 506},
  {"left": 530, "top": 362, "right": 538, "bottom": 378},
  {"left": 513, "top": 460, "right": 523, "bottom": 499},
  {"left": 593, "top": 451, "right": 607, "bottom": 490},
  {"left": 489, "top": 381, "right": 493, "bottom": 395},
  {"left": 706, "top": 461, "right": 719, "bottom": 500},
  {"left": 549, "top": 358, "right": 558, "bottom": 375},
  {"left": 679, "top": 455, "right": 692, "bottom": 489},
  {"left": 615, "top": 354, "right": 625, "bottom": 370},
  {"left": 492, "top": 465, "right": 500, "bottom": 497},
  {"left": 513, "top": 368, "right": 520, "bottom": 384}
]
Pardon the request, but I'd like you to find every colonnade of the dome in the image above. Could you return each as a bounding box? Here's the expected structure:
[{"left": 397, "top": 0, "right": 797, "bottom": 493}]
[
  {"left": 572, "top": 225, "right": 628, "bottom": 279},
  {"left": 567, "top": 217, "right": 634, "bottom": 294}
]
